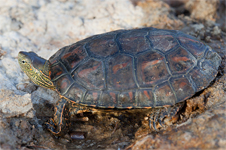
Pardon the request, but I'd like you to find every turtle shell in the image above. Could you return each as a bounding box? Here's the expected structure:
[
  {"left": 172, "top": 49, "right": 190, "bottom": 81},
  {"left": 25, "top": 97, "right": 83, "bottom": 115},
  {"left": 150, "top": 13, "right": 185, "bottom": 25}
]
[{"left": 49, "top": 27, "right": 221, "bottom": 109}]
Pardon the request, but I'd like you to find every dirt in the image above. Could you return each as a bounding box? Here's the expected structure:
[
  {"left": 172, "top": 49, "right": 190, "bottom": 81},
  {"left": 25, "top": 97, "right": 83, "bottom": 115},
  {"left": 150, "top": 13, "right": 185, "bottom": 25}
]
[{"left": 0, "top": 0, "right": 225, "bottom": 149}]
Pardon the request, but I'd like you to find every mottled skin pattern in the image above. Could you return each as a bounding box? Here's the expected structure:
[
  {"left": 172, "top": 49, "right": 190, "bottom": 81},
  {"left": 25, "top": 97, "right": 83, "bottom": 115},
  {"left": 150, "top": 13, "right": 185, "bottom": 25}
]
[{"left": 18, "top": 27, "right": 221, "bottom": 136}]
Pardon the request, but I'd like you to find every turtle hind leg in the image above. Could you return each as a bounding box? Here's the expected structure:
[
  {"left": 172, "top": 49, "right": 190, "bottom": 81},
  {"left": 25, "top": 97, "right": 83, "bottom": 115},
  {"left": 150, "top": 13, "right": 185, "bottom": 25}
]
[
  {"left": 45, "top": 98, "right": 70, "bottom": 137},
  {"left": 149, "top": 102, "right": 185, "bottom": 131}
]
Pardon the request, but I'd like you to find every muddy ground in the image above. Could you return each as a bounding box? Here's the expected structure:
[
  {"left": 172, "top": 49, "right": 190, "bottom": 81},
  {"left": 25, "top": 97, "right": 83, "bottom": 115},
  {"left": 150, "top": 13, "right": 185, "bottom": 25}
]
[{"left": 0, "top": 0, "right": 225, "bottom": 149}]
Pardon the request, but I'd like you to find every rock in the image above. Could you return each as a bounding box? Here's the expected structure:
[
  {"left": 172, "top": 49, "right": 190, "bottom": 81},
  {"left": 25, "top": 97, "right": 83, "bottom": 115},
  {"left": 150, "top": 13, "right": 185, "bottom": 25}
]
[
  {"left": 16, "top": 83, "right": 37, "bottom": 94},
  {"left": 136, "top": 0, "right": 184, "bottom": 29},
  {"left": 0, "top": 117, "right": 41, "bottom": 149},
  {"left": 0, "top": 89, "right": 33, "bottom": 117},
  {"left": 191, "top": 24, "right": 204, "bottom": 32},
  {"left": 211, "top": 26, "right": 221, "bottom": 36},
  {"left": 185, "top": 0, "right": 219, "bottom": 21}
]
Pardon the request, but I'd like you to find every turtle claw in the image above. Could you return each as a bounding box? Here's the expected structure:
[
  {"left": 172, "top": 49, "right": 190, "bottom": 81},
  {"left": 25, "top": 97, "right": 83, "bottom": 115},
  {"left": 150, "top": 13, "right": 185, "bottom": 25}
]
[
  {"left": 148, "top": 102, "right": 185, "bottom": 131},
  {"left": 153, "top": 113, "right": 159, "bottom": 130},
  {"left": 45, "top": 118, "right": 56, "bottom": 132},
  {"left": 148, "top": 111, "right": 165, "bottom": 131},
  {"left": 149, "top": 112, "right": 159, "bottom": 131},
  {"left": 149, "top": 119, "right": 157, "bottom": 131},
  {"left": 158, "top": 108, "right": 168, "bottom": 128},
  {"left": 45, "top": 119, "right": 62, "bottom": 136},
  {"left": 158, "top": 119, "right": 164, "bottom": 128},
  {"left": 48, "top": 118, "right": 55, "bottom": 126},
  {"left": 149, "top": 113, "right": 155, "bottom": 131},
  {"left": 46, "top": 123, "right": 56, "bottom": 133},
  {"left": 152, "top": 121, "right": 158, "bottom": 131}
]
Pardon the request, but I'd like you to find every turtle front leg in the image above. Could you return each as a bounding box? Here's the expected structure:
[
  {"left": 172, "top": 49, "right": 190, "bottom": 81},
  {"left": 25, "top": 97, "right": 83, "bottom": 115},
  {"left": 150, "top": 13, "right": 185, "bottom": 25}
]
[
  {"left": 46, "top": 98, "right": 70, "bottom": 137},
  {"left": 149, "top": 102, "right": 185, "bottom": 130}
]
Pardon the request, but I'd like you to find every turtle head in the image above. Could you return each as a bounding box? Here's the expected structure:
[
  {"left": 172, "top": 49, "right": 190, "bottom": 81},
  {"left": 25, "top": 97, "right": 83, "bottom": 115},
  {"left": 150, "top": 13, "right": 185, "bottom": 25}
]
[{"left": 18, "top": 51, "right": 55, "bottom": 89}]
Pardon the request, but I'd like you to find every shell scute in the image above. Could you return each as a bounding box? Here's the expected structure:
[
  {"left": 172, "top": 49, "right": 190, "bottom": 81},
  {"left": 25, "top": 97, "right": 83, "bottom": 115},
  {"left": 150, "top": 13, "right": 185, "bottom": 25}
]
[
  {"left": 62, "top": 44, "right": 88, "bottom": 72},
  {"left": 177, "top": 32, "right": 206, "bottom": 59},
  {"left": 200, "top": 60, "right": 218, "bottom": 81},
  {"left": 154, "top": 82, "right": 176, "bottom": 106},
  {"left": 137, "top": 89, "right": 154, "bottom": 108},
  {"left": 137, "top": 51, "right": 170, "bottom": 87},
  {"left": 147, "top": 31, "right": 178, "bottom": 52},
  {"left": 99, "top": 91, "right": 119, "bottom": 108},
  {"left": 118, "top": 91, "right": 136, "bottom": 108},
  {"left": 73, "top": 59, "right": 104, "bottom": 90},
  {"left": 66, "top": 82, "right": 86, "bottom": 102},
  {"left": 50, "top": 64, "right": 67, "bottom": 81},
  {"left": 170, "top": 77, "right": 195, "bottom": 103},
  {"left": 166, "top": 47, "right": 196, "bottom": 75},
  {"left": 54, "top": 75, "right": 74, "bottom": 95},
  {"left": 117, "top": 28, "right": 151, "bottom": 54},
  {"left": 106, "top": 54, "right": 137, "bottom": 90},
  {"left": 188, "top": 66, "right": 208, "bottom": 91},
  {"left": 86, "top": 32, "right": 119, "bottom": 58},
  {"left": 84, "top": 90, "right": 101, "bottom": 106}
]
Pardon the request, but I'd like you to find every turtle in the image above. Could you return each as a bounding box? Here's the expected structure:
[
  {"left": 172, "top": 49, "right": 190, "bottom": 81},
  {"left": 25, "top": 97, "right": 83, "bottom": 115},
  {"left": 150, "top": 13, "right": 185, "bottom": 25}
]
[{"left": 18, "top": 27, "right": 221, "bottom": 137}]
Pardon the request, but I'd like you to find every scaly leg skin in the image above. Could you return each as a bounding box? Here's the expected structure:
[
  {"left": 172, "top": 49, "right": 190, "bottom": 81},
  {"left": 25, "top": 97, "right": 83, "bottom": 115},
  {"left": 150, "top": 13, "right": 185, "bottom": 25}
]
[
  {"left": 149, "top": 102, "right": 185, "bottom": 131},
  {"left": 45, "top": 98, "right": 89, "bottom": 137},
  {"left": 45, "top": 98, "right": 70, "bottom": 137}
]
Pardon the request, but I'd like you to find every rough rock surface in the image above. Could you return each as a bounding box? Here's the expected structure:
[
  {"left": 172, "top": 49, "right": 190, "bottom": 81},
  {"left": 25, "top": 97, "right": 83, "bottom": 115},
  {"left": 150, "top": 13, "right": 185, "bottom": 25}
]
[
  {"left": 185, "top": 0, "right": 219, "bottom": 21},
  {"left": 0, "top": 0, "right": 225, "bottom": 149},
  {"left": 0, "top": 89, "right": 33, "bottom": 117}
]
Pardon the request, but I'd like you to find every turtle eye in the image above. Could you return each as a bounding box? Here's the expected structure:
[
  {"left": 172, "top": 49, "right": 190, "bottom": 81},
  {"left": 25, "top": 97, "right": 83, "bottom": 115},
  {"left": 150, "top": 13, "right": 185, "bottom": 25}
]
[{"left": 22, "top": 60, "right": 26, "bottom": 64}]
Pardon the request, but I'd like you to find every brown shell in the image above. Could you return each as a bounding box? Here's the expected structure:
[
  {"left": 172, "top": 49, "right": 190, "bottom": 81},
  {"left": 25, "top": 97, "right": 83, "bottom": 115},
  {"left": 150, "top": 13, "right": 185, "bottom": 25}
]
[{"left": 49, "top": 27, "right": 221, "bottom": 109}]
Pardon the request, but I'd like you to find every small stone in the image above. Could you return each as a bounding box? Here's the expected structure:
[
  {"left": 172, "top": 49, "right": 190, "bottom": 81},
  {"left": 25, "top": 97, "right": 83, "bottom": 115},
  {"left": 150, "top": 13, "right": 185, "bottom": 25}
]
[
  {"left": 70, "top": 131, "right": 86, "bottom": 140},
  {"left": 59, "top": 137, "right": 70, "bottom": 144},
  {"left": 192, "top": 24, "right": 204, "bottom": 32},
  {"left": 205, "top": 36, "right": 211, "bottom": 43},
  {"left": 211, "top": 26, "right": 221, "bottom": 36},
  {"left": 14, "top": 120, "right": 20, "bottom": 127},
  {"left": 20, "top": 120, "right": 29, "bottom": 129},
  {"left": 25, "top": 110, "right": 35, "bottom": 118}
]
